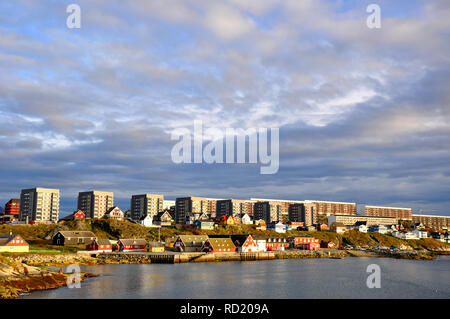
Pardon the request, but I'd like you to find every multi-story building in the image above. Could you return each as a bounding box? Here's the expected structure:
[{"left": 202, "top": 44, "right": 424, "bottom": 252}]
[
  {"left": 328, "top": 215, "right": 398, "bottom": 227},
  {"left": 412, "top": 214, "right": 450, "bottom": 231},
  {"left": 19, "top": 188, "right": 60, "bottom": 223},
  {"left": 364, "top": 205, "right": 412, "bottom": 220},
  {"left": 175, "top": 197, "right": 207, "bottom": 225},
  {"left": 302, "top": 200, "right": 357, "bottom": 224},
  {"left": 251, "top": 198, "right": 302, "bottom": 223},
  {"left": 288, "top": 203, "right": 314, "bottom": 226},
  {"left": 130, "top": 194, "right": 164, "bottom": 220},
  {"left": 216, "top": 199, "right": 254, "bottom": 218},
  {"left": 77, "top": 190, "right": 113, "bottom": 219},
  {"left": 4, "top": 199, "right": 20, "bottom": 216}
]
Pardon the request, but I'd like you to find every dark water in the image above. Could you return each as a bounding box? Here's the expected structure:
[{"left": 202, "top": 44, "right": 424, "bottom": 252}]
[{"left": 21, "top": 256, "right": 450, "bottom": 299}]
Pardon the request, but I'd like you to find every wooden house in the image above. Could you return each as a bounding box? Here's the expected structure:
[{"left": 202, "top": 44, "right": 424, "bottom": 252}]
[
  {"left": 86, "top": 238, "right": 112, "bottom": 252},
  {"left": 52, "top": 231, "right": 96, "bottom": 246},
  {"left": 148, "top": 242, "right": 165, "bottom": 252},
  {"left": 154, "top": 210, "right": 174, "bottom": 226},
  {"left": 117, "top": 239, "right": 147, "bottom": 251},
  {"left": 0, "top": 234, "right": 29, "bottom": 252},
  {"left": 202, "top": 238, "right": 236, "bottom": 253},
  {"left": 173, "top": 235, "right": 209, "bottom": 252},
  {"left": 104, "top": 206, "right": 125, "bottom": 220}
]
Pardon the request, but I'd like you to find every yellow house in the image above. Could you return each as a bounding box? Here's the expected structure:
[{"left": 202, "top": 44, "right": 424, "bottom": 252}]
[
  {"left": 0, "top": 234, "right": 30, "bottom": 252},
  {"left": 148, "top": 242, "right": 165, "bottom": 252}
]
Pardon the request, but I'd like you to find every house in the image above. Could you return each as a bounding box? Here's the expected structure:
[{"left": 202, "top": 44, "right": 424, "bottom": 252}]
[
  {"left": 153, "top": 210, "right": 174, "bottom": 226},
  {"left": 330, "top": 222, "right": 347, "bottom": 233},
  {"left": 393, "top": 231, "right": 417, "bottom": 240},
  {"left": 317, "top": 223, "right": 329, "bottom": 231},
  {"left": 52, "top": 231, "right": 96, "bottom": 246},
  {"left": 412, "top": 222, "right": 425, "bottom": 231},
  {"left": 117, "top": 239, "right": 147, "bottom": 251},
  {"left": 173, "top": 235, "right": 209, "bottom": 252},
  {"left": 60, "top": 209, "right": 86, "bottom": 222},
  {"left": 353, "top": 221, "right": 367, "bottom": 233},
  {"left": 320, "top": 241, "right": 336, "bottom": 249},
  {"left": 221, "top": 215, "right": 235, "bottom": 225},
  {"left": 148, "top": 242, "right": 165, "bottom": 252},
  {"left": 254, "top": 219, "right": 267, "bottom": 230},
  {"left": 139, "top": 215, "right": 153, "bottom": 227},
  {"left": 412, "top": 230, "right": 428, "bottom": 239},
  {"left": 288, "top": 237, "right": 320, "bottom": 250},
  {"left": 255, "top": 239, "right": 267, "bottom": 252},
  {"left": 193, "top": 220, "right": 215, "bottom": 230},
  {"left": 368, "top": 225, "right": 388, "bottom": 234},
  {"left": 240, "top": 213, "right": 252, "bottom": 225},
  {"left": 209, "top": 235, "right": 258, "bottom": 252},
  {"left": 86, "top": 238, "right": 112, "bottom": 252},
  {"left": 104, "top": 206, "right": 125, "bottom": 220},
  {"left": 272, "top": 222, "right": 286, "bottom": 233},
  {"left": 0, "top": 234, "right": 29, "bottom": 252},
  {"left": 202, "top": 238, "right": 236, "bottom": 253},
  {"left": 266, "top": 238, "right": 289, "bottom": 251}
]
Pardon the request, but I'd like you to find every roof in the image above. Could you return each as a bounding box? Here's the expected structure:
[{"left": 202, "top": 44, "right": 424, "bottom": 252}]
[
  {"left": 119, "top": 239, "right": 147, "bottom": 246},
  {"left": 208, "top": 234, "right": 250, "bottom": 246},
  {"left": 139, "top": 214, "right": 152, "bottom": 221},
  {"left": 148, "top": 242, "right": 164, "bottom": 247},
  {"left": 206, "top": 238, "right": 236, "bottom": 250},
  {"left": 95, "top": 238, "right": 111, "bottom": 245},
  {"left": 55, "top": 231, "right": 96, "bottom": 238},
  {"left": 177, "top": 235, "right": 209, "bottom": 246},
  {"left": 0, "top": 234, "right": 27, "bottom": 246}
]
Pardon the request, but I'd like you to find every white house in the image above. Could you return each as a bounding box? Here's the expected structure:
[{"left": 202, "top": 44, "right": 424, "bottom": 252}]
[
  {"left": 274, "top": 222, "right": 286, "bottom": 233},
  {"left": 240, "top": 213, "right": 252, "bottom": 225},
  {"left": 412, "top": 230, "right": 428, "bottom": 239},
  {"left": 393, "top": 231, "right": 418, "bottom": 240},
  {"left": 256, "top": 240, "right": 267, "bottom": 252},
  {"left": 139, "top": 215, "right": 153, "bottom": 227}
]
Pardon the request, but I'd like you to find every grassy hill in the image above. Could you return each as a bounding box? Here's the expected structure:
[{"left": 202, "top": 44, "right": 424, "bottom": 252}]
[{"left": 0, "top": 220, "right": 448, "bottom": 252}]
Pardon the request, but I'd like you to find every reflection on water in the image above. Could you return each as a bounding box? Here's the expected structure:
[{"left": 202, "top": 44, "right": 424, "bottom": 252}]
[{"left": 21, "top": 256, "right": 450, "bottom": 299}]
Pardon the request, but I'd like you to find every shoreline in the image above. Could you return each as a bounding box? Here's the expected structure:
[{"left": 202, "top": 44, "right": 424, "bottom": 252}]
[{"left": 1, "top": 249, "right": 448, "bottom": 299}]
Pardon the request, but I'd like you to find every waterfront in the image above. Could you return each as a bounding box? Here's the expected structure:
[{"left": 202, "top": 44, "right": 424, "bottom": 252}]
[{"left": 21, "top": 256, "right": 450, "bottom": 299}]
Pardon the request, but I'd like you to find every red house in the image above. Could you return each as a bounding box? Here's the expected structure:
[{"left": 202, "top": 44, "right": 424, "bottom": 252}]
[
  {"left": 288, "top": 237, "right": 320, "bottom": 250},
  {"left": 233, "top": 217, "right": 241, "bottom": 224},
  {"left": 117, "top": 239, "right": 147, "bottom": 251},
  {"left": 86, "top": 238, "right": 112, "bottom": 252},
  {"left": 73, "top": 210, "right": 85, "bottom": 220},
  {"left": 266, "top": 238, "right": 289, "bottom": 251},
  {"left": 209, "top": 235, "right": 258, "bottom": 252},
  {"left": 0, "top": 234, "right": 29, "bottom": 252},
  {"left": 202, "top": 238, "right": 236, "bottom": 253}
]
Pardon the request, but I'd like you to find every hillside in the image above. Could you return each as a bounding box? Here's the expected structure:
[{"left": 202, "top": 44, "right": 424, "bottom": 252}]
[{"left": 0, "top": 220, "right": 449, "bottom": 252}]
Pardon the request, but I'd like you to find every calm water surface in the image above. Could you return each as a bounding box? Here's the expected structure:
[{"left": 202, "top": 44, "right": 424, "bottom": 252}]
[{"left": 22, "top": 256, "right": 450, "bottom": 299}]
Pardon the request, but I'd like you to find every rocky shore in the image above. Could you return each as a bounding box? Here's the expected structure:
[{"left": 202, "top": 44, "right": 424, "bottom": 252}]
[{"left": 0, "top": 260, "right": 95, "bottom": 299}]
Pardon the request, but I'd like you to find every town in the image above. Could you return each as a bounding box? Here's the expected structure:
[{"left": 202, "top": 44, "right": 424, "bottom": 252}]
[{"left": 0, "top": 187, "right": 449, "bottom": 256}]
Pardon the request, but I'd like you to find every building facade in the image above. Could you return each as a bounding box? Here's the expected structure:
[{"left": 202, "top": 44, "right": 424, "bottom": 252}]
[
  {"left": 175, "top": 197, "right": 206, "bottom": 224},
  {"left": 365, "top": 205, "right": 412, "bottom": 220},
  {"left": 288, "top": 203, "right": 314, "bottom": 226},
  {"left": 4, "top": 199, "right": 20, "bottom": 216},
  {"left": 77, "top": 190, "right": 114, "bottom": 219},
  {"left": 328, "top": 215, "right": 398, "bottom": 227},
  {"left": 130, "top": 194, "right": 164, "bottom": 220},
  {"left": 412, "top": 214, "right": 450, "bottom": 231},
  {"left": 216, "top": 199, "right": 253, "bottom": 218},
  {"left": 19, "top": 187, "right": 60, "bottom": 223}
]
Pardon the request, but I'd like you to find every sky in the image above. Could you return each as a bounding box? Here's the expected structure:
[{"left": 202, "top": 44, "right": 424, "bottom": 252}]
[{"left": 0, "top": 0, "right": 449, "bottom": 217}]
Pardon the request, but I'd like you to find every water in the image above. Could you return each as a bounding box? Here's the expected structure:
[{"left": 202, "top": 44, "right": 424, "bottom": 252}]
[{"left": 21, "top": 256, "right": 450, "bottom": 299}]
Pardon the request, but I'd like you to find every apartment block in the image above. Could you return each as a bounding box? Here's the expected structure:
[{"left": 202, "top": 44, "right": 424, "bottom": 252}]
[
  {"left": 130, "top": 194, "right": 164, "bottom": 220},
  {"left": 412, "top": 214, "right": 450, "bottom": 231},
  {"left": 302, "top": 200, "right": 357, "bottom": 223},
  {"left": 163, "top": 200, "right": 175, "bottom": 210},
  {"left": 4, "top": 198, "right": 20, "bottom": 216},
  {"left": 175, "top": 197, "right": 207, "bottom": 225},
  {"left": 216, "top": 199, "right": 254, "bottom": 218},
  {"left": 288, "top": 203, "right": 314, "bottom": 226},
  {"left": 364, "top": 205, "right": 412, "bottom": 220},
  {"left": 19, "top": 188, "right": 60, "bottom": 223},
  {"left": 77, "top": 191, "right": 114, "bottom": 219},
  {"left": 251, "top": 198, "right": 303, "bottom": 223},
  {"left": 328, "top": 215, "right": 398, "bottom": 227}
]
